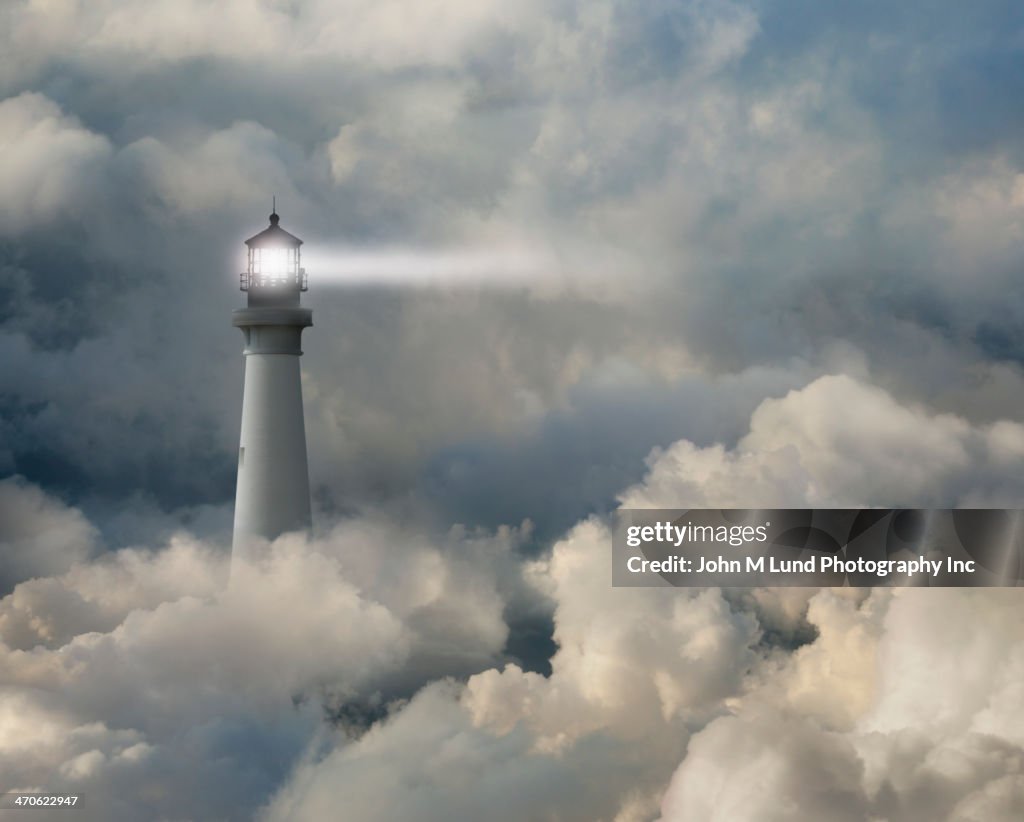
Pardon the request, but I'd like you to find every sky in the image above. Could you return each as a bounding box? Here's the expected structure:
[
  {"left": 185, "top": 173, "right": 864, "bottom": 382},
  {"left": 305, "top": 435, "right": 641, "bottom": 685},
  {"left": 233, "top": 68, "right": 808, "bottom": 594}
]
[{"left": 2, "top": 0, "right": 1024, "bottom": 819}]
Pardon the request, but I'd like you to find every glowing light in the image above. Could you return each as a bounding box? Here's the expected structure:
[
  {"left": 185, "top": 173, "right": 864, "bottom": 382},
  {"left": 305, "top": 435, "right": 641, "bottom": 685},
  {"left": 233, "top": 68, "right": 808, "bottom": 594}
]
[
  {"left": 301, "top": 245, "right": 553, "bottom": 288},
  {"left": 254, "top": 247, "right": 295, "bottom": 285}
]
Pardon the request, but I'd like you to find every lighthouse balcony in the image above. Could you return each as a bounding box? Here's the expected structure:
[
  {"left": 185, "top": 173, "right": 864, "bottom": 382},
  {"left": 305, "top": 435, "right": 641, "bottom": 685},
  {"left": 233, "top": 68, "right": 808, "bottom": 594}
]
[{"left": 240, "top": 268, "right": 308, "bottom": 292}]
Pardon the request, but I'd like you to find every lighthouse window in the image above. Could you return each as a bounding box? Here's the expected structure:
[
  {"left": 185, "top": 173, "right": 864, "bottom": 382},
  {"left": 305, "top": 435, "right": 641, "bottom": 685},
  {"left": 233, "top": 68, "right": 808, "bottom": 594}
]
[
  {"left": 259, "top": 248, "right": 290, "bottom": 283},
  {"left": 248, "top": 244, "right": 299, "bottom": 286}
]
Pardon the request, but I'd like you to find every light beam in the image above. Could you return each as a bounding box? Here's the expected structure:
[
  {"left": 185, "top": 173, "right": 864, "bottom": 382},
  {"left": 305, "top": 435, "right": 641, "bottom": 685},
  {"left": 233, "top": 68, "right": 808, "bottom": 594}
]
[{"left": 299, "top": 245, "right": 555, "bottom": 288}]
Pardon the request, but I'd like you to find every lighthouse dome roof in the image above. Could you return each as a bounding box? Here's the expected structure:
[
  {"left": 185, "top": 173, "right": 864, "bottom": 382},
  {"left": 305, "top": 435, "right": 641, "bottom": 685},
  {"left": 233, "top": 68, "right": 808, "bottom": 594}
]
[{"left": 245, "top": 212, "right": 303, "bottom": 248}]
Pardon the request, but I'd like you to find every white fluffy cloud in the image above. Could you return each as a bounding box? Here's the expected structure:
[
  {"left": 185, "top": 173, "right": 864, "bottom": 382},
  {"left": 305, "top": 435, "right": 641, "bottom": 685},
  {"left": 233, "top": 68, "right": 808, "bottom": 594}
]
[
  {"left": 119, "top": 122, "right": 301, "bottom": 217},
  {"left": 657, "top": 589, "right": 1024, "bottom": 822},
  {"left": 466, "top": 518, "right": 759, "bottom": 750},
  {"left": 261, "top": 521, "right": 1024, "bottom": 822},
  {"left": 262, "top": 679, "right": 644, "bottom": 822},
  {"left": 261, "top": 516, "right": 764, "bottom": 822},
  {"left": 0, "top": 488, "right": 534, "bottom": 819},
  {"left": 0, "top": 93, "right": 111, "bottom": 233},
  {"left": 622, "top": 374, "right": 1024, "bottom": 509},
  {"left": 0, "top": 476, "right": 97, "bottom": 594},
  {"left": 1, "top": 0, "right": 536, "bottom": 82}
]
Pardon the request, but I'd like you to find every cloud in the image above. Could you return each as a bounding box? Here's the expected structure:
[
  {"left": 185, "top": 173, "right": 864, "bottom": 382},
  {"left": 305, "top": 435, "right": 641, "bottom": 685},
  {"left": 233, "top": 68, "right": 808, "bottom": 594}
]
[
  {"left": 0, "top": 476, "right": 97, "bottom": 595},
  {"left": 621, "top": 374, "right": 1024, "bottom": 509},
  {"left": 466, "top": 518, "right": 760, "bottom": 750},
  {"left": 0, "top": 0, "right": 537, "bottom": 85},
  {"left": 659, "top": 710, "right": 870, "bottom": 822},
  {"left": 262, "top": 680, "right": 644, "bottom": 822},
  {"left": 657, "top": 589, "right": 1024, "bottom": 822},
  {"left": 419, "top": 360, "right": 816, "bottom": 541},
  {"left": 119, "top": 122, "right": 301, "bottom": 217},
  {"left": 0, "top": 530, "right": 399, "bottom": 818},
  {"left": 264, "top": 512, "right": 1024, "bottom": 822},
  {"left": 260, "top": 516, "right": 764, "bottom": 822},
  {"left": 0, "top": 93, "right": 111, "bottom": 234},
  {"left": 0, "top": 482, "right": 542, "bottom": 819}
]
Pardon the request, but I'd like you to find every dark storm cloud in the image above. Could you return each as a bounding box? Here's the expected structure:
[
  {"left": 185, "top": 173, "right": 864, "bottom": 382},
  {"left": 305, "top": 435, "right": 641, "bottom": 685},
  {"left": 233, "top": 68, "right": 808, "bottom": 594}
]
[
  {"left": 1, "top": 0, "right": 1024, "bottom": 544},
  {"left": 420, "top": 362, "right": 812, "bottom": 542}
]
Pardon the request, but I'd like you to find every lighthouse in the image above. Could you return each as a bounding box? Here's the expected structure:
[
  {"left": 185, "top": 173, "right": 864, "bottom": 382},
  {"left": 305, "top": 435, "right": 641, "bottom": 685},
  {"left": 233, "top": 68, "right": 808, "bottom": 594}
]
[{"left": 231, "top": 207, "right": 313, "bottom": 559}]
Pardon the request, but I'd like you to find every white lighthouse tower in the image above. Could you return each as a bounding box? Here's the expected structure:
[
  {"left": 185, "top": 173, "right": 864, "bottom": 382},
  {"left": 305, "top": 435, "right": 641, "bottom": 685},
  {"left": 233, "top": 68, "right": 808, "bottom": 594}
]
[{"left": 231, "top": 207, "right": 312, "bottom": 559}]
